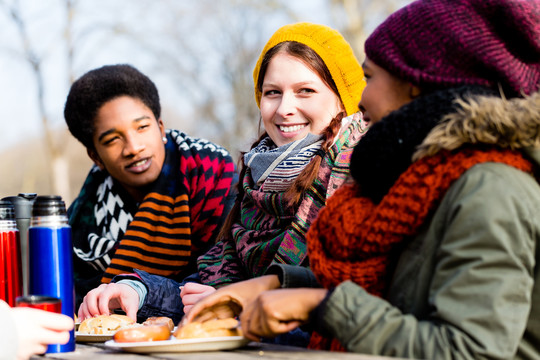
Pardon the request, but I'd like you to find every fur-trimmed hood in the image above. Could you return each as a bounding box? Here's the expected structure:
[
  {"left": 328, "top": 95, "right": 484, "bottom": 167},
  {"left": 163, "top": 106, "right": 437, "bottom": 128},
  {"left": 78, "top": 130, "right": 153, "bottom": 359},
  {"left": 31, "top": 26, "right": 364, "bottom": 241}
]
[
  {"left": 414, "top": 91, "right": 540, "bottom": 165},
  {"left": 351, "top": 86, "right": 539, "bottom": 203}
]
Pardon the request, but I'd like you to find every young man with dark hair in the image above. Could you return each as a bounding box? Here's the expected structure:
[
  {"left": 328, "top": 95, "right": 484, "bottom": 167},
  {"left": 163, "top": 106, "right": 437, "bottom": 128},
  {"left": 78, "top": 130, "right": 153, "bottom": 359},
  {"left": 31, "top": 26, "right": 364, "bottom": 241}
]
[{"left": 64, "top": 64, "right": 236, "bottom": 306}]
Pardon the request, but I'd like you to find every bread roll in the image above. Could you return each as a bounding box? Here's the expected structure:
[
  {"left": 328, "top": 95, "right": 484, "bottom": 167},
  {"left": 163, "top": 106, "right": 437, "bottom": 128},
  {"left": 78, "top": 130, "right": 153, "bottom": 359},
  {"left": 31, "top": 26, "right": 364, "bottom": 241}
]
[
  {"left": 142, "top": 316, "right": 174, "bottom": 331},
  {"left": 78, "top": 314, "right": 136, "bottom": 335},
  {"left": 174, "top": 318, "right": 242, "bottom": 339},
  {"left": 114, "top": 324, "right": 171, "bottom": 342}
]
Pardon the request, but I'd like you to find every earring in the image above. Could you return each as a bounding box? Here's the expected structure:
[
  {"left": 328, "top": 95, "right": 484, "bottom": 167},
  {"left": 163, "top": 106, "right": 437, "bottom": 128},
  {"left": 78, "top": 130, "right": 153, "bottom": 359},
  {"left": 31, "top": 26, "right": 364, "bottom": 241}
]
[
  {"left": 163, "top": 137, "right": 167, "bottom": 144},
  {"left": 409, "top": 85, "right": 421, "bottom": 99}
]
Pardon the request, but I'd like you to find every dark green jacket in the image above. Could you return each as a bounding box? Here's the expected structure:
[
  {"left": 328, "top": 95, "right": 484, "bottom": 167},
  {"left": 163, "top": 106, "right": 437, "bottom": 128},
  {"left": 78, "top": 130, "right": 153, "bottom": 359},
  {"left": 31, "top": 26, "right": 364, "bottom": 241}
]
[
  {"left": 278, "top": 92, "right": 540, "bottom": 359},
  {"left": 324, "top": 93, "right": 540, "bottom": 359}
]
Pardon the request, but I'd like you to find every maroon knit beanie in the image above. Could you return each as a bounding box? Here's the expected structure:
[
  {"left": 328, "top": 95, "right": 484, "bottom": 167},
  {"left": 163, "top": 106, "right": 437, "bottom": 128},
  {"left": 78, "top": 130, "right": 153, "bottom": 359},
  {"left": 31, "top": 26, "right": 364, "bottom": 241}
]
[{"left": 365, "top": 0, "right": 540, "bottom": 97}]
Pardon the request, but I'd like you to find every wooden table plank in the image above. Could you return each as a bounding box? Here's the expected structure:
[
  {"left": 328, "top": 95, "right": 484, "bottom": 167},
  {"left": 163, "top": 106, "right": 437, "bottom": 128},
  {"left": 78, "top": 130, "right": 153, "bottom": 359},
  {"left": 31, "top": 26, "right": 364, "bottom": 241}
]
[{"left": 32, "top": 342, "right": 399, "bottom": 360}]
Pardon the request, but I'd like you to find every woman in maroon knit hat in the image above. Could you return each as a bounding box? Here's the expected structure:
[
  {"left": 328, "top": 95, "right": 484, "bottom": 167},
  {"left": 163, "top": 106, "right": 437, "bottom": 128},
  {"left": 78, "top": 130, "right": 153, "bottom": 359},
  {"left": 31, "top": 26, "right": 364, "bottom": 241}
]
[{"left": 185, "top": 0, "right": 540, "bottom": 358}]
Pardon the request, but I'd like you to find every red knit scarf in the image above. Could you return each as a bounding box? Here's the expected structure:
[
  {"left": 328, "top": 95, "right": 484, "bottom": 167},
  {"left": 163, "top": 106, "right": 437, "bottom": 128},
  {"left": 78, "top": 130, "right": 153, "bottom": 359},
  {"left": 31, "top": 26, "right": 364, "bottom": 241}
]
[{"left": 306, "top": 147, "right": 533, "bottom": 351}]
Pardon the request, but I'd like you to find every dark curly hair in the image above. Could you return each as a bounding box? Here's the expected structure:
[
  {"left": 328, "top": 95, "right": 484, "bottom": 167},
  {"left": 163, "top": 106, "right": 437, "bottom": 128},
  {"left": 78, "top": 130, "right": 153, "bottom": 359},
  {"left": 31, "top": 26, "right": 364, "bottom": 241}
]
[{"left": 64, "top": 64, "right": 161, "bottom": 150}]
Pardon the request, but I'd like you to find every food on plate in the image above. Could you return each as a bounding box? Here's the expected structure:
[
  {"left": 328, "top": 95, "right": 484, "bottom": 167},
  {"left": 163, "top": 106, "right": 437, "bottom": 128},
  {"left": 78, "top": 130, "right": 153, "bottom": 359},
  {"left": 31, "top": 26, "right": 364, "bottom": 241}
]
[
  {"left": 142, "top": 316, "right": 174, "bottom": 331},
  {"left": 78, "top": 314, "right": 137, "bottom": 335},
  {"left": 174, "top": 318, "right": 242, "bottom": 339},
  {"left": 113, "top": 324, "right": 171, "bottom": 343},
  {"left": 111, "top": 317, "right": 174, "bottom": 342}
]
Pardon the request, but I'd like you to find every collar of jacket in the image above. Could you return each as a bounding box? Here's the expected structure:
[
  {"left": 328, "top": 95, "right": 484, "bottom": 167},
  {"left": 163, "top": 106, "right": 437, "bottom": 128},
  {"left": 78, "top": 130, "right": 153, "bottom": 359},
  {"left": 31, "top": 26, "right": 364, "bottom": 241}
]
[
  {"left": 350, "top": 86, "right": 540, "bottom": 203},
  {"left": 414, "top": 90, "right": 540, "bottom": 161}
]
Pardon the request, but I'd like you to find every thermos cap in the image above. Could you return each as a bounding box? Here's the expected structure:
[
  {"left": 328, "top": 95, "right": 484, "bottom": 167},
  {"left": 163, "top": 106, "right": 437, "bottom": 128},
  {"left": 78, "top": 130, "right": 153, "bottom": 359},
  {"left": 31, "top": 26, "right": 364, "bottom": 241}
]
[
  {"left": 0, "top": 200, "right": 16, "bottom": 221},
  {"left": 32, "top": 195, "right": 67, "bottom": 217},
  {"left": 1, "top": 193, "right": 37, "bottom": 219}
]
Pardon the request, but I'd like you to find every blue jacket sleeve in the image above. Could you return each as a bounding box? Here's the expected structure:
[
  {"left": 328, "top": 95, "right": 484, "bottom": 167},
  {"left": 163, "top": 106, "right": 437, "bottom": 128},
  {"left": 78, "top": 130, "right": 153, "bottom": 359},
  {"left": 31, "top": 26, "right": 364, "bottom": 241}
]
[{"left": 113, "top": 270, "right": 201, "bottom": 324}]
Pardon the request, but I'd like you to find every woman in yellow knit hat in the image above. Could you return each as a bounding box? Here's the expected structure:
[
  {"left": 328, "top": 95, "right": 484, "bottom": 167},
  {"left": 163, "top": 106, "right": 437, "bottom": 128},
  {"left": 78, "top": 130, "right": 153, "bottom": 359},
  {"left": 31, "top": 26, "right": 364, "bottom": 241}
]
[{"left": 77, "top": 22, "right": 368, "bottom": 337}]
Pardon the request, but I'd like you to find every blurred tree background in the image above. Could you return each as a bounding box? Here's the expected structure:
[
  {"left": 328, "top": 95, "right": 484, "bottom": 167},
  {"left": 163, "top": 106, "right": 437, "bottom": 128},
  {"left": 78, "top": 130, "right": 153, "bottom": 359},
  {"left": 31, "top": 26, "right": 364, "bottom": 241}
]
[{"left": 0, "top": 0, "right": 410, "bottom": 205}]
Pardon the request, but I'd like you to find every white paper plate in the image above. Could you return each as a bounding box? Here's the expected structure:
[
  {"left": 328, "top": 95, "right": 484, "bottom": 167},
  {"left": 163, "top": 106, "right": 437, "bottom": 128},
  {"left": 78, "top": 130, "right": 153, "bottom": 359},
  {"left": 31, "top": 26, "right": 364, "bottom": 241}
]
[
  {"left": 75, "top": 332, "right": 114, "bottom": 342},
  {"left": 104, "top": 336, "right": 250, "bottom": 353}
]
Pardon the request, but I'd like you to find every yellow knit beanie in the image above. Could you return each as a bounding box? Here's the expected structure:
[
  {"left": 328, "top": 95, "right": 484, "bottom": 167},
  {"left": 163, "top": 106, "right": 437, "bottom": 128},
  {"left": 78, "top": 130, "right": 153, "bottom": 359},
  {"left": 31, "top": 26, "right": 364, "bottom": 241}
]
[{"left": 253, "top": 22, "right": 365, "bottom": 116}]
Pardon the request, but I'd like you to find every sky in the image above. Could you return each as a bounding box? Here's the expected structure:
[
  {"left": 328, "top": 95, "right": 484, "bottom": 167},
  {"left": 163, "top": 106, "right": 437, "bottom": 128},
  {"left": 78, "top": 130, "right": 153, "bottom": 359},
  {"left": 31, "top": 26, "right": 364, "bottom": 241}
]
[
  {"left": 0, "top": 0, "right": 412, "bottom": 200},
  {"left": 0, "top": 0, "right": 336, "bottom": 151}
]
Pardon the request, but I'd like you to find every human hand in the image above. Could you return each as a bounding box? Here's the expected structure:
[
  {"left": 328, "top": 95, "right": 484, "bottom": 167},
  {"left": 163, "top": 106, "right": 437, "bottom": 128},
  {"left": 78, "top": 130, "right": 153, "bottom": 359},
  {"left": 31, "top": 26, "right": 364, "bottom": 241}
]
[
  {"left": 180, "top": 283, "right": 216, "bottom": 315},
  {"left": 78, "top": 283, "right": 139, "bottom": 321},
  {"left": 240, "top": 288, "right": 327, "bottom": 341},
  {"left": 10, "top": 305, "right": 73, "bottom": 360},
  {"left": 184, "top": 275, "right": 281, "bottom": 325}
]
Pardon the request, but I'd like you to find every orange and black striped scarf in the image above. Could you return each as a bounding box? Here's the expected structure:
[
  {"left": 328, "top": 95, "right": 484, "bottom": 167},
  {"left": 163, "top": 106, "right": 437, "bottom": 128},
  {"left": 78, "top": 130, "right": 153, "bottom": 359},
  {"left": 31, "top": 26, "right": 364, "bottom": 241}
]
[
  {"left": 101, "top": 191, "right": 192, "bottom": 283},
  {"left": 100, "top": 131, "right": 236, "bottom": 282},
  {"left": 99, "top": 134, "right": 193, "bottom": 283},
  {"left": 70, "top": 130, "right": 236, "bottom": 286},
  {"left": 306, "top": 147, "right": 533, "bottom": 351}
]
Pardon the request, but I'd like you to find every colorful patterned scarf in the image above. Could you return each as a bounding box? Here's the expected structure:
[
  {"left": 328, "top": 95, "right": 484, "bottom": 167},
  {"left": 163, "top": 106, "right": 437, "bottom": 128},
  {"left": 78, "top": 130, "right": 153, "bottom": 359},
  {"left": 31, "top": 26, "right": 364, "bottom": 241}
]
[
  {"left": 198, "top": 113, "right": 369, "bottom": 287},
  {"left": 69, "top": 130, "right": 236, "bottom": 287},
  {"left": 101, "top": 172, "right": 192, "bottom": 282}
]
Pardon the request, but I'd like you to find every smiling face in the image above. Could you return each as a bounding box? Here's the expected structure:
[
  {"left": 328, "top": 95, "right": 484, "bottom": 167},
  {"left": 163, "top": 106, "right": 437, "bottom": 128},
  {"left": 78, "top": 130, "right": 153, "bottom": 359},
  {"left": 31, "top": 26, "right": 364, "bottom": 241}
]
[
  {"left": 89, "top": 95, "right": 166, "bottom": 201},
  {"left": 359, "top": 58, "right": 418, "bottom": 124},
  {"left": 260, "top": 52, "right": 343, "bottom": 147}
]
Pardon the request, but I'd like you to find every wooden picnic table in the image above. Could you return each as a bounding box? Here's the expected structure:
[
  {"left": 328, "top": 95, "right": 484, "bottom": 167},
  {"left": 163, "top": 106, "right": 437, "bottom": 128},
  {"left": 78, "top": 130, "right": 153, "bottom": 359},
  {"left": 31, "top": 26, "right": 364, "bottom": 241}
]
[{"left": 31, "top": 340, "right": 399, "bottom": 360}]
